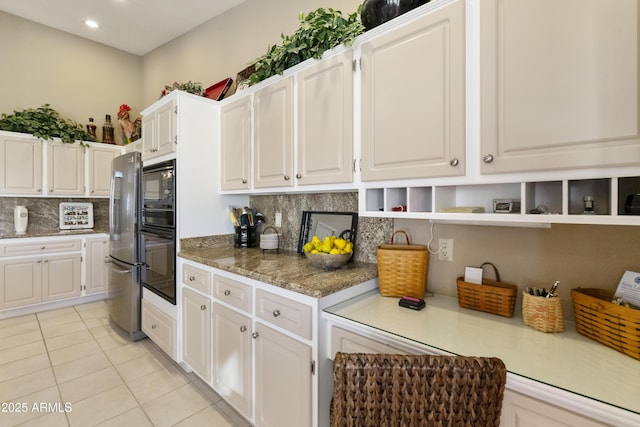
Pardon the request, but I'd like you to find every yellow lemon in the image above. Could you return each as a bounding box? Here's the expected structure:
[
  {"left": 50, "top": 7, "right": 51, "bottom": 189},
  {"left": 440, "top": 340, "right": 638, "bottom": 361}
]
[
  {"left": 321, "top": 243, "right": 332, "bottom": 253},
  {"left": 310, "top": 249, "right": 319, "bottom": 254},
  {"left": 334, "top": 238, "right": 347, "bottom": 250},
  {"left": 303, "top": 242, "right": 314, "bottom": 253},
  {"left": 329, "top": 248, "right": 341, "bottom": 255}
]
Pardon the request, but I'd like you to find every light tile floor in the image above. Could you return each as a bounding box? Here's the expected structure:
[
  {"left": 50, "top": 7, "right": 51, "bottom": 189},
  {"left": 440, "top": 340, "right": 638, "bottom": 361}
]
[{"left": 0, "top": 301, "right": 251, "bottom": 427}]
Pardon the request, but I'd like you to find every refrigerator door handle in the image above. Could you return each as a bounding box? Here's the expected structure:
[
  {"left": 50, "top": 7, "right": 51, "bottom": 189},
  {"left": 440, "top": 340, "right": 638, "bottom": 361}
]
[
  {"left": 109, "top": 170, "right": 124, "bottom": 237},
  {"left": 104, "top": 258, "right": 132, "bottom": 275}
]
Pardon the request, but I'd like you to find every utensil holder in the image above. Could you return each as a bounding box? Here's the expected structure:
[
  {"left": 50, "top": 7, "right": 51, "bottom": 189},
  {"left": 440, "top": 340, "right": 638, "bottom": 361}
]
[
  {"left": 234, "top": 225, "right": 256, "bottom": 248},
  {"left": 522, "top": 291, "right": 564, "bottom": 332}
]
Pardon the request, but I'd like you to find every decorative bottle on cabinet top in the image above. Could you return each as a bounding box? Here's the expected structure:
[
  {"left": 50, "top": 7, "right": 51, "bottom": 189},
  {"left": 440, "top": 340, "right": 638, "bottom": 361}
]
[
  {"left": 14, "top": 205, "right": 28, "bottom": 235},
  {"left": 102, "top": 114, "right": 115, "bottom": 144}
]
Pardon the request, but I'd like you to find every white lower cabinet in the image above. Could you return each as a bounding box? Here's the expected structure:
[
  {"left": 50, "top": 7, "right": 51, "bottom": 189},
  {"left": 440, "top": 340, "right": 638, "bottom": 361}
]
[
  {"left": 85, "top": 237, "right": 107, "bottom": 294},
  {"left": 0, "top": 238, "right": 83, "bottom": 310},
  {"left": 254, "top": 321, "right": 312, "bottom": 427},
  {"left": 179, "top": 260, "right": 318, "bottom": 426},
  {"left": 181, "top": 287, "right": 212, "bottom": 382},
  {"left": 141, "top": 298, "right": 177, "bottom": 359},
  {"left": 211, "top": 302, "right": 252, "bottom": 418}
]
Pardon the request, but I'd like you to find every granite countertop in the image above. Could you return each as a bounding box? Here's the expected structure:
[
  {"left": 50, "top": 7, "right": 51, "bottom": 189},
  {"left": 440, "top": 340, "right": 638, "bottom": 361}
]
[
  {"left": 0, "top": 229, "right": 109, "bottom": 239},
  {"left": 178, "top": 246, "right": 378, "bottom": 299}
]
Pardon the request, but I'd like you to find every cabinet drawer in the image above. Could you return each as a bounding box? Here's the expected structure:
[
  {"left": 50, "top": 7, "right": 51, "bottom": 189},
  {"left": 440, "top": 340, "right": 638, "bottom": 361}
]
[
  {"left": 182, "top": 263, "right": 211, "bottom": 294},
  {"left": 255, "top": 289, "right": 312, "bottom": 340},
  {"left": 330, "top": 325, "right": 410, "bottom": 360},
  {"left": 213, "top": 274, "right": 252, "bottom": 312},
  {"left": 0, "top": 239, "right": 82, "bottom": 257},
  {"left": 142, "top": 299, "right": 176, "bottom": 359}
]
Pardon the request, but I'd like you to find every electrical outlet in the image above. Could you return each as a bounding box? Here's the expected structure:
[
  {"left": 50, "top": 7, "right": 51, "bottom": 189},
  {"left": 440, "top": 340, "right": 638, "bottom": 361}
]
[
  {"left": 438, "top": 238, "right": 453, "bottom": 261},
  {"left": 275, "top": 212, "right": 282, "bottom": 227}
]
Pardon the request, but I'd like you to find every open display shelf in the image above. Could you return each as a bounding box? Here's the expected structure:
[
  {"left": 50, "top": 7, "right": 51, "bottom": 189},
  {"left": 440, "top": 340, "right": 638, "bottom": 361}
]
[{"left": 360, "top": 176, "right": 640, "bottom": 226}]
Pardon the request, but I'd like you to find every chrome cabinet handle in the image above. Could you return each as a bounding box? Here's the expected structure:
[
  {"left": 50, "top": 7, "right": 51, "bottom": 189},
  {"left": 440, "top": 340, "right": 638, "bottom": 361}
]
[
  {"left": 41, "top": 246, "right": 45, "bottom": 250},
  {"left": 188, "top": 275, "right": 195, "bottom": 282},
  {"left": 224, "top": 290, "right": 231, "bottom": 296},
  {"left": 151, "top": 324, "right": 157, "bottom": 329},
  {"left": 240, "top": 326, "right": 247, "bottom": 332},
  {"left": 296, "top": 173, "right": 302, "bottom": 179},
  {"left": 273, "top": 309, "right": 281, "bottom": 318},
  {"left": 252, "top": 332, "right": 259, "bottom": 339},
  {"left": 283, "top": 175, "right": 290, "bottom": 181},
  {"left": 242, "top": 178, "right": 247, "bottom": 184},
  {"left": 483, "top": 154, "right": 494, "bottom": 163},
  {"left": 450, "top": 157, "right": 459, "bottom": 167},
  {"left": 200, "top": 305, "right": 206, "bottom": 310}
]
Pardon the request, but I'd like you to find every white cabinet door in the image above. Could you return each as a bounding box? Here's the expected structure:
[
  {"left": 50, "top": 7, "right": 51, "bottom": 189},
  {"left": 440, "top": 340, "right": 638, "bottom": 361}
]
[
  {"left": 142, "top": 99, "right": 176, "bottom": 161},
  {"left": 47, "top": 141, "right": 85, "bottom": 196},
  {"left": 254, "top": 322, "right": 311, "bottom": 427},
  {"left": 88, "top": 145, "right": 120, "bottom": 196},
  {"left": 181, "top": 287, "right": 211, "bottom": 382},
  {"left": 360, "top": 0, "right": 466, "bottom": 181},
  {"left": 85, "top": 237, "right": 107, "bottom": 294},
  {"left": 42, "top": 253, "right": 82, "bottom": 301},
  {"left": 211, "top": 302, "right": 252, "bottom": 418},
  {"left": 297, "top": 50, "right": 354, "bottom": 185},
  {"left": 0, "top": 133, "right": 42, "bottom": 195},
  {"left": 480, "top": 0, "right": 640, "bottom": 173},
  {"left": 500, "top": 389, "right": 609, "bottom": 427},
  {"left": 253, "top": 77, "right": 294, "bottom": 188},
  {"left": 0, "top": 257, "right": 42, "bottom": 309},
  {"left": 220, "top": 95, "right": 252, "bottom": 190}
]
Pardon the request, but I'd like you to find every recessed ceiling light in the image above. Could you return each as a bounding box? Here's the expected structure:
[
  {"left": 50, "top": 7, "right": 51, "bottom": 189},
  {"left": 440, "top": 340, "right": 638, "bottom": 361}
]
[{"left": 84, "top": 20, "right": 100, "bottom": 29}]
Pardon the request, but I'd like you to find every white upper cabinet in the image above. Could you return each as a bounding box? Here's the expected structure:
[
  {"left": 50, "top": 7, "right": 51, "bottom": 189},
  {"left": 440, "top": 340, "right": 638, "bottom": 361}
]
[
  {"left": 297, "top": 50, "right": 354, "bottom": 185},
  {"left": 360, "top": 0, "right": 466, "bottom": 181},
  {"left": 0, "top": 133, "right": 42, "bottom": 194},
  {"left": 253, "top": 76, "right": 295, "bottom": 189},
  {"left": 142, "top": 98, "right": 177, "bottom": 162},
  {"left": 88, "top": 144, "right": 120, "bottom": 196},
  {"left": 220, "top": 96, "right": 252, "bottom": 191},
  {"left": 46, "top": 141, "right": 85, "bottom": 196},
  {"left": 480, "top": 0, "right": 640, "bottom": 174}
]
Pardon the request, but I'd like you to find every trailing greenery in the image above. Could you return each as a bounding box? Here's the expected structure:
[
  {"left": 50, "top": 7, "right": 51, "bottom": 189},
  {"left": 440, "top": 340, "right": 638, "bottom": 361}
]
[
  {"left": 247, "top": 7, "right": 365, "bottom": 86},
  {"left": 0, "top": 104, "right": 96, "bottom": 145}
]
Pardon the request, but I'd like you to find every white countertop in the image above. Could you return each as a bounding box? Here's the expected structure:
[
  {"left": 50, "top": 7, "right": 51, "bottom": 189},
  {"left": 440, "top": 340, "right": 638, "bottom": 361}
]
[{"left": 324, "top": 290, "right": 640, "bottom": 416}]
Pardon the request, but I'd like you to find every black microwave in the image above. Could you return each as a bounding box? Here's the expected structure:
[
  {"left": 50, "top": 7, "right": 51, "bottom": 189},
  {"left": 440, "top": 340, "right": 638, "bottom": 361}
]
[{"left": 142, "top": 160, "right": 175, "bottom": 228}]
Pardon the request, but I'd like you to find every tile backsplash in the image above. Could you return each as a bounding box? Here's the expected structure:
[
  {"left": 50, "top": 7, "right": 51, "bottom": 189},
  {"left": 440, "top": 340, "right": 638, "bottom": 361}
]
[
  {"left": 0, "top": 197, "right": 109, "bottom": 234},
  {"left": 250, "top": 192, "right": 393, "bottom": 263}
]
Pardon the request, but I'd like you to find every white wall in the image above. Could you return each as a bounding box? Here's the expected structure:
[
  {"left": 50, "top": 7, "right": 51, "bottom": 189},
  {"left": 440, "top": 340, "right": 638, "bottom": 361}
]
[{"left": 0, "top": 11, "right": 143, "bottom": 142}]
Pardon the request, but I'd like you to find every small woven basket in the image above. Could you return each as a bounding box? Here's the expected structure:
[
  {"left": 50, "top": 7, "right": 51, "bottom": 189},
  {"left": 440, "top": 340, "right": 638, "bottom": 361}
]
[
  {"left": 522, "top": 291, "right": 564, "bottom": 333},
  {"left": 571, "top": 288, "right": 640, "bottom": 361},
  {"left": 456, "top": 262, "right": 517, "bottom": 318},
  {"left": 377, "top": 230, "right": 428, "bottom": 298}
]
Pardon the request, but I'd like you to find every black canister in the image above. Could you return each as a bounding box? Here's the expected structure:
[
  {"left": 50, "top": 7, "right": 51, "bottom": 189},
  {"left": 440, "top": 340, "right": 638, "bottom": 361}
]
[{"left": 235, "top": 225, "right": 257, "bottom": 248}]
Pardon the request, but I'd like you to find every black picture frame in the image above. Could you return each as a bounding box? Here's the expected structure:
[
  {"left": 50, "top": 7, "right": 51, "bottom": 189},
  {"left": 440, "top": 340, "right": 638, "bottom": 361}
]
[{"left": 297, "top": 211, "right": 358, "bottom": 254}]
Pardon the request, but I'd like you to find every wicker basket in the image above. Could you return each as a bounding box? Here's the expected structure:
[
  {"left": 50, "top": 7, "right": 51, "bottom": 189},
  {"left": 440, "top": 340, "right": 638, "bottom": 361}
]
[
  {"left": 522, "top": 291, "right": 564, "bottom": 333},
  {"left": 377, "top": 230, "right": 428, "bottom": 298},
  {"left": 571, "top": 288, "right": 640, "bottom": 361},
  {"left": 456, "top": 263, "right": 517, "bottom": 318}
]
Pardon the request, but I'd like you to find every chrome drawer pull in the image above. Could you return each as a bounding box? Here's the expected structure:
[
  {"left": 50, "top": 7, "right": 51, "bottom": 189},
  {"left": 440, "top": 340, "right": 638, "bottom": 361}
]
[
  {"left": 273, "top": 309, "right": 281, "bottom": 318},
  {"left": 200, "top": 305, "right": 206, "bottom": 310},
  {"left": 224, "top": 290, "right": 231, "bottom": 296},
  {"left": 252, "top": 332, "right": 259, "bottom": 339},
  {"left": 188, "top": 275, "right": 195, "bottom": 281},
  {"left": 240, "top": 326, "right": 247, "bottom": 332}
]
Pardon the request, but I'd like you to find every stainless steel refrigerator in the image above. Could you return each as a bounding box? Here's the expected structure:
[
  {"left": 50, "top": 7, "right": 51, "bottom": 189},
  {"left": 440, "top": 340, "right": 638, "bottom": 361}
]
[{"left": 106, "top": 151, "right": 146, "bottom": 341}]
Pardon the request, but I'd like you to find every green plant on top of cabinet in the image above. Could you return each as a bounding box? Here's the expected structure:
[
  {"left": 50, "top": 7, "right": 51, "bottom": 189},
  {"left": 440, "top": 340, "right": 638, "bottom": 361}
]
[
  {"left": 220, "top": 96, "right": 252, "bottom": 191},
  {"left": 480, "top": 0, "right": 640, "bottom": 174},
  {"left": 0, "top": 133, "right": 42, "bottom": 194},
  {"left": 297, "top": 49, "right": 354, "bottom": 185},
  {"left": 253, "top": 76, "right": 295, "bottom": 189},
  {"left": 142, "top": 98, "right": 176, "bottom": 162},
  {"left": 359, "top": 0, "right": 466, "bottom": 181}
]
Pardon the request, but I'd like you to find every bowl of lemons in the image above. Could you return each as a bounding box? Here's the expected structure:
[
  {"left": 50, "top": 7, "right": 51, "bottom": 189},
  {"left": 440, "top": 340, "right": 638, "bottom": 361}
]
[{"left": 303, "top": 235, "right": 353, "bottom": 270}]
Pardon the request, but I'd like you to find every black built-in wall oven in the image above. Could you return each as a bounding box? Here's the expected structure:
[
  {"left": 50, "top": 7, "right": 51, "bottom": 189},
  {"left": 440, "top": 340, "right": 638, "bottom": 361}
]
[{"left": 141, "top": 159, "right": 176, "bottom": 304}]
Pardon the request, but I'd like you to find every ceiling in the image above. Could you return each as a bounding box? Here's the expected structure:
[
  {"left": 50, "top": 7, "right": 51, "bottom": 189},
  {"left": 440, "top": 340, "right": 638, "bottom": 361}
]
[{"left": 0, "top": 0, "right": 246, "bottom": 56}]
